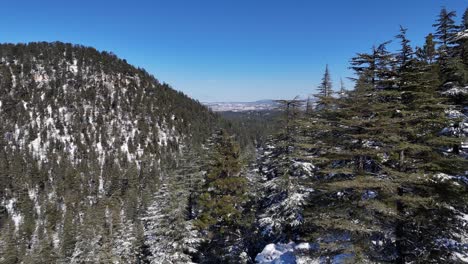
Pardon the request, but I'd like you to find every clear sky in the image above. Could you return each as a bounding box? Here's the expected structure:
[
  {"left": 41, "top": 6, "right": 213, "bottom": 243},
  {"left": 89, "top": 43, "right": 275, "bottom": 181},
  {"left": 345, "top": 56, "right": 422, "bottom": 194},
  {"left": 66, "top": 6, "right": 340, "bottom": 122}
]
[{"left": 1, "top": 0, "right": 467, "bottom": 102}]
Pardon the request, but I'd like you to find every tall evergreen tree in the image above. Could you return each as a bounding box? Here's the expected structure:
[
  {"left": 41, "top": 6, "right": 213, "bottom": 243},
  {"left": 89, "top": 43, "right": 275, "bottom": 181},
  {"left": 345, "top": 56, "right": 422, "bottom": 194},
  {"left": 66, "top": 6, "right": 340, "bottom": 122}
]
[
  {"left": 456, "top": 8, "right": 468, "bottom": 67},
  {"left": 433, "top": 7, "right": 465, "bottom": 87},
  {"left": 396, "top": 26, "right": 413, "bottom": 70},
  {"left": 317, "top": 65, "right": 333, "bottom": 98},
  {"left": 395, "top": 26, "right": 415, "bottom": 89},
  {"left": 305, "top": 96, "right": 313, "bottom": 114},
  {"left": 195, "top": 130, "right": 250, "bottom": 263},
  {"left": 350, "top": 41, "right": 396, "bottom": 89},
  {"left": 142, "top": 170, "right": 200, "bottom": 264},
  {"left": 418, "top": 33, "right": 437, "bottom": 64},
  {"left": 432, "top": 7, "right": 468, "bottom": 100},
  {"left": 274, "top": 98, "right": 303, "bottom": 139},
  {"left": 257, "top": 99, "right": 313, "bottom": 242},
  {"left": 339, "top": 77, "right": 347, "bottom": 97},
  {"left": 433, "top": 8, "right": 459, "bottom": 55}
]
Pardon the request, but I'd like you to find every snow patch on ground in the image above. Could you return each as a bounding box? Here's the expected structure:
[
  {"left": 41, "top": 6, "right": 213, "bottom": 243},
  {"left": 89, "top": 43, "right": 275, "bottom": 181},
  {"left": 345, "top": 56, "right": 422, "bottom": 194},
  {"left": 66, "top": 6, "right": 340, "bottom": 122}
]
[
  {"left": 255, "top": 243, "right": 297, "bottom": 263},
  {"left": 446, "top": 109, "right": 466, "bottom": 119},
  {"left": 432, "top": 173, "right": 468, "bottom": 186},
  {"left": 454, "top": 252, "right": 468, "bottom": 263},
  {"left": 293, "top": 161, "right": 315, "bottom": 176},
  {"left": 69, "top": 59, "right": 78, "bottom": 73},
  {"left": 443, "top": 86, "right": 468, "bottom": 96},
  {"left": 456, "top": 30, "right": 468, "bottom": 40},
  {"left": 255, "top": 242, "right": 318, "bottom": 264}
]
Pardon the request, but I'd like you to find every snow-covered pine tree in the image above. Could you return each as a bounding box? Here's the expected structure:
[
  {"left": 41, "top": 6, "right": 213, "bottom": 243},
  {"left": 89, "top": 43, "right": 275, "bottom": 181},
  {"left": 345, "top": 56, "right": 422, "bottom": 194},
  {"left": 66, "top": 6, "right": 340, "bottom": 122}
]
[
  {"left": 256, "top": 142, "right": 313, "bottom": 242},
  {"left": 300, "top": 30, "right": 467, "bottom": 262},
  {"left": 142, "top": 166, "right": 201, "bottom": 264},
  {"left": 257, "top": 99, "right": 313, "bottom": 242},
  {"left": 111, "top": 215, "right": 142, "bottom": 263}
]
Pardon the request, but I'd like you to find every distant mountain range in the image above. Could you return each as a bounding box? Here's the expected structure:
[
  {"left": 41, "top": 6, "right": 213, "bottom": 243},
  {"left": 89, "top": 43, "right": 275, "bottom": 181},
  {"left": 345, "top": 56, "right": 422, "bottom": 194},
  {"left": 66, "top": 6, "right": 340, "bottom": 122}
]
[{"left": 204, "top": 100, "right": 280, "bottom": 112}]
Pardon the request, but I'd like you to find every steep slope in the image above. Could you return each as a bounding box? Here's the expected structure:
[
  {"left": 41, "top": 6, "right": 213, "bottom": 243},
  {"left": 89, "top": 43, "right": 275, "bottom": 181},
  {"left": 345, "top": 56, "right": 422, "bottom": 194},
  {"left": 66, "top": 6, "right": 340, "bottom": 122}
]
[{"left": 0, "top": 42, "right": 217, "bottom": 263}]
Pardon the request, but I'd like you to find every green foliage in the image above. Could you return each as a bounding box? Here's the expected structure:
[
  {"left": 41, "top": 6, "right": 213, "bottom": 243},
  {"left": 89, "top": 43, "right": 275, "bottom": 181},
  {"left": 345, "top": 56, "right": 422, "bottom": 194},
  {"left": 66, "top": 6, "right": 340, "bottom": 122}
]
[
  {"left": 294, "top": 9, "right": 468, "bottom": 261},
  {"left": 1, "top": 6, "right": 468, "bottom": 263},
  {"left": 0, "top": 42, "right": 223, "bottom": 263},
  {"left": 196, "top": 131, "right": 248, "bottom": 231},
  {"left": 218, "top": 110, "right": 280, "bottom": 147},
  {"left": 318, "top": 64, "right": 333, "bottom": 98},
  {"left": 195, "top": 130, "right": 250, "bottom": 262}
]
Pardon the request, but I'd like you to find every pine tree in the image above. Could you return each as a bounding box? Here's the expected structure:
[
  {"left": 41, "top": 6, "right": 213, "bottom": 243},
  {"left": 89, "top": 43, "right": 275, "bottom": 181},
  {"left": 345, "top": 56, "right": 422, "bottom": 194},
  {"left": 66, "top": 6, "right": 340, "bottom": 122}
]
[
  {"left": 395, "top": 26, "right": 424, "bottom": 92},
  {"left": 35, "top": 236, "right": 58, "bottom": 264},
  {"left": 274, "top": 98, "right": 303, "bottom": 140},
  {"left": 456, "top": 8, "right": 468, "bottom": 66},
  {"left": 142, "top": 170, "right": 200, "bottom": 264},
  {"left": 395, "top": 26, "right": 413, "bottom": 73},
  {"left": 111, "top": 216, "right": 140, "bottom": 263},
  {"left": 305, "top": 96, "right": 313, "bottom": 114},
  {"left": 416, "top": 34, "right": 441, "bottom": 91},
  {"left": 433, "top": 8, "right": 459, "bottom": 59},
  {"left": 195, "top": 130, "right": 249, "bottom": 263},
  {"left": 339, "top": 78, "right": 346, "bottom": 97},
  {"left": 463, "top": 8, "right": 468, "bottom": 31},
  {"left": 317, "top": 65, "right": 333, "bottom": 98},
  {"left": 1, "top": 221, "right": 19, "bottom": 264},
  {"left": 431, "top": 8, "right": 468, "bottom": 105},
  {"left": 256, "top": 141, "right": 313, "bottom": 242},
  {"left": 350, "top": 41, "right": 396, "bottom": 89},
  {"left": 60, "top": 207, "right": 77, "bottom": 262},
  {"left": 416, "top": 33, "right": 437, "bottom": 65},
  {"left": 257, "top": 99, "right": 313, "bottom": 242},
  {"left": 432, "top": 7, "right": 468, "bottom": 89}
]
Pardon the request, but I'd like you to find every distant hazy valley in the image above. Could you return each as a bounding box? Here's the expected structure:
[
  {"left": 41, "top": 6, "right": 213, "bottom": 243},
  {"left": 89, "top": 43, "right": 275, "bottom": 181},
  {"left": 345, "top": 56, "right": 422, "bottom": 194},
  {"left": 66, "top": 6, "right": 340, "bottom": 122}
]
[{"left": 203, "top": 99, "right": 280, "bottom": 112}]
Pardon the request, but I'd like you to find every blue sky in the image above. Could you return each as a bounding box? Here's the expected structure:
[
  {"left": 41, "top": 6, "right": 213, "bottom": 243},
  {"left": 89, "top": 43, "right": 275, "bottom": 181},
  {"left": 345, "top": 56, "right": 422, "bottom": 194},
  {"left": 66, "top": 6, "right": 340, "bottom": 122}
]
[{"left": 1, "top": 0, "right": 467, "bottom": 102}]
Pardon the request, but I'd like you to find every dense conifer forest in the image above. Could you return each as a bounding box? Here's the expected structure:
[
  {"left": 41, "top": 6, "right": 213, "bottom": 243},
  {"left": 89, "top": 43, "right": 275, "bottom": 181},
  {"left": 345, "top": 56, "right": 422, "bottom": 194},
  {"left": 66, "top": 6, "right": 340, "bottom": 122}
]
[{"left": 0, "top": 6, "right": 467, "bottom": 264}]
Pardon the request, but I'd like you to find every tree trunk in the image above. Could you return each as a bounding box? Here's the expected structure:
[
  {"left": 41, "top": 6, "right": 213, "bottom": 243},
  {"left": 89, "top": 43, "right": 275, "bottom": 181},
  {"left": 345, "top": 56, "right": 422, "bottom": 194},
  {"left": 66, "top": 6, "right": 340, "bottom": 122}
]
[
  {"left": 399, "top": 150, "right": 405, "bottom": 172},
  {"left": 395, "top": 187, "right": 404, "bottom": 264}
]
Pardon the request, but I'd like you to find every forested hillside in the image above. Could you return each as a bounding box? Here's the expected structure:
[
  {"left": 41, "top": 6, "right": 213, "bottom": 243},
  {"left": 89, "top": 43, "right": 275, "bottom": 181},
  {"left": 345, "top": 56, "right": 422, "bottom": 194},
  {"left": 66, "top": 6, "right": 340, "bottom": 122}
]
[
  {"left": 0, "top": 42, "right": 220, "bottom": 263},
  {"left": 1, "top": 5, "right": 468, "bottom": 264}
]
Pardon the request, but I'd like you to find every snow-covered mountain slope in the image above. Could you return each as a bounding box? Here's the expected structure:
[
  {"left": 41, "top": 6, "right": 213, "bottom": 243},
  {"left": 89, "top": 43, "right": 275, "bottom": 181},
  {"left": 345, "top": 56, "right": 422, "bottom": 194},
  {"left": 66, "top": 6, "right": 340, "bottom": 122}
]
[
  {"left": 0, "top": 42, "right": 216, "bottom": 167},
  {"left": 0, "top": 42, "right": 217, "bottom": 263}
]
